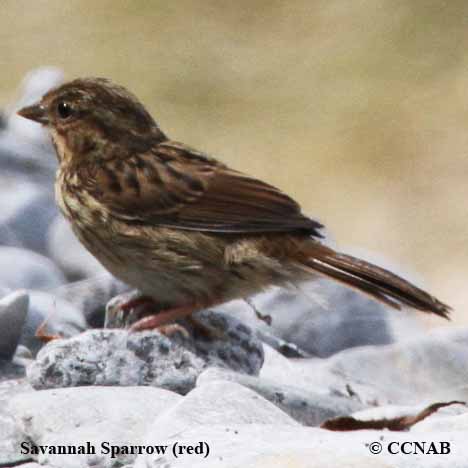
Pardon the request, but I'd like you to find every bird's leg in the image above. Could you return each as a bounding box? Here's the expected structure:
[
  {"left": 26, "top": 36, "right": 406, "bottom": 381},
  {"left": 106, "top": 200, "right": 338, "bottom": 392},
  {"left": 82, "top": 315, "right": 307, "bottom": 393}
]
[
  {"left": 131, "top": 303, "right": 227, "bottom": 340},
  {"left": 130, "top": 302, "right": 204, "bottom": 332}
]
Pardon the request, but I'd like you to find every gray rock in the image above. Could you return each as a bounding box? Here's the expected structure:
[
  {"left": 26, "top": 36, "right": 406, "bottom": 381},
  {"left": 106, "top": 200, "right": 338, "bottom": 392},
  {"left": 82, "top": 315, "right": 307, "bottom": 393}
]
[
  {"left": 0, "top": 291, "right": 29, "bottom": 360},
  {"left": 196, "top": 367, "right": 364, "bottom": 426},
  {"left": 0, "top": 181, "right": 57, "bottom": 254},
  {"left": 0, "top": 360, "right": 27, "bottom": 381},
  {"left": 19, "top": 290, "right": 87, "bottom": 355},
  {"left": 0, "top": 247, "right": 66, "bottom": 291},
  {"left": 8, "top": 386, "right": 181, "bottom": 468},
  {"left": 106, "top": 295, "right": 264, "bottom": 372},
  {"left": 0, "top": 222, "right": 22, "bottom": 249},
  {"left": 291, "top": 326, "right": 468, "bottom": 405},
  {"left": 47, "top": 215, "right": 109, "bottom": 280},
  {"left": 0, "top": 67, "right": 63, "bottom": 177},
  {"left": 0, "top": 129, "right": 56, "bottom": 179},
  {"left": 51, "top": 273, "right": 129, "bottom": 328},
  {"left": 28, "top": 319, "right": 263, "bottom": 393},
  {"left": 229, "top": 277, "right": 425, "bottom": 358}
]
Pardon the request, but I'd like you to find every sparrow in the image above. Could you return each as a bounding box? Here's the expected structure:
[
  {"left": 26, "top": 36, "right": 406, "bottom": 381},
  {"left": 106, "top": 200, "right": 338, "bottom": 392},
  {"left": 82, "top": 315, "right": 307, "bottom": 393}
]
[{"left": 17, "top": 77, "right": 450, "bottom": 332}]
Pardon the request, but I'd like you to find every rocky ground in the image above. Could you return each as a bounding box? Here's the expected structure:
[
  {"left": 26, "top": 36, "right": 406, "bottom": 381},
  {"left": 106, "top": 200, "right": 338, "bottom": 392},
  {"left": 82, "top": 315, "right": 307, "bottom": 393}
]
[{"left": 1, "top": 70, "right": 467, "bottom": 468}]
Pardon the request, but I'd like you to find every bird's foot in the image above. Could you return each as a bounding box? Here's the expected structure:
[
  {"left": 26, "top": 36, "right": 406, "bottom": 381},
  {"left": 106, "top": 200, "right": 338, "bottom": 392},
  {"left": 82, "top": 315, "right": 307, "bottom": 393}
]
[
  {"left": 128, "top": 301, "right": 226, "bottom": 341},
  {"left": 129, "top": 302, "right": 202, "bottom": 332},
  {"left": 106, "top": 292, "right": 161, "bottom": 329}
]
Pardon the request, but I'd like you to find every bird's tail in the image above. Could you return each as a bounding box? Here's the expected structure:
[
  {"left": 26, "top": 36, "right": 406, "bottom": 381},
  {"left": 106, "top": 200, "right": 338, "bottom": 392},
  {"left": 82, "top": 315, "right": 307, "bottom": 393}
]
[{"left": 299, "top": 243, "right": 450, "bottom": 319}]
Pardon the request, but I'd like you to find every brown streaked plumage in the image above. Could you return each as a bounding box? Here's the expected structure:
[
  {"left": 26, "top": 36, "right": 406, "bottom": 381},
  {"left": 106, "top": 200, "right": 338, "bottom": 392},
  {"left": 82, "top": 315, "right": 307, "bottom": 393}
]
[{"left": 17, "top": 77, "right": 450, "bottom": 331}]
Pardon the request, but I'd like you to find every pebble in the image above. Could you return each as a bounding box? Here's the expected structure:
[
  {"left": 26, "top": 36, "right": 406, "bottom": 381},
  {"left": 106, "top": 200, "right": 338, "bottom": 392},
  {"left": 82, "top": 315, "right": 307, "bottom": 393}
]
[
  {"left": 54, "top": 272, "right": 129, "bottom": 328},
  {"left": 0, "top": 181, "right": 57, "bottom": 254},
  {"left": 7, "top": 386, "right": 181, "bottom": 468},
  {"left": 148, "top": 380, "right": 299, "bottom": 435},
  {"left": 0, "top": 290, "right": 29, "bottom": 360},
  {"left": 197, "top": 367, "right": 364, "bottom": 426},
  {"left": 0, "top": 247, "right": 66, "bottom": 291},
  {"left": 27, "top": 317, "right": 263, "bottom": 393},
  {"left": 19, "top": 290, "right": 87, "bottom": 356},
  {"left": 228, "top": 277, "right": 424, "bottom": 358},
  {"left": 285, "top": 326, "right": 468, "bottom": 405}
]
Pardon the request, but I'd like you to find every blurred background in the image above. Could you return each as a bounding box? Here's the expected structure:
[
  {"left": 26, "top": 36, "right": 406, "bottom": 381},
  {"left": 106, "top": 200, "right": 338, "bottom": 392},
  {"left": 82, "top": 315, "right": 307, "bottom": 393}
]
[{"left": 1, "top": 0, "right": 467, "bottom": 326}]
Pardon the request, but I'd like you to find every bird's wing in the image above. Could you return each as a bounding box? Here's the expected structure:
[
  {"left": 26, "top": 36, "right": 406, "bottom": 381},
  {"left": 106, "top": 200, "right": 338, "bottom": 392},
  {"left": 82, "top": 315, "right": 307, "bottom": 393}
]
[{"left": 89, "top": 141, "right": 323, "bottom": 235}]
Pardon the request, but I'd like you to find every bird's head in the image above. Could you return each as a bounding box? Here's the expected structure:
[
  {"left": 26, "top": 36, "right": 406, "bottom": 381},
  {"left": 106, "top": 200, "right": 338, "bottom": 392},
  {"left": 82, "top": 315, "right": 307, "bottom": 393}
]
[{"left": 17, "top": 77, "right": 165, "bottom": 164}]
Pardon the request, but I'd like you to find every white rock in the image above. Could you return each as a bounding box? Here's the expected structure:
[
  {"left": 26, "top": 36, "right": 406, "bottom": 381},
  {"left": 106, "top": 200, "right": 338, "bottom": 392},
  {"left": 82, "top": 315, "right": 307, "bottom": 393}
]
[
  {"left": 0, "top": 412, "right": 31, "bottom": 466},
  {"left": 143, "top": 381, "right": 298, "bottom": 440},
  {"left": 260, "top": 343, "right": 309, "bottom": 382},
  {"left": 0, "top": 379, "right": 40, "bottom": 466},
  {"left": 8, "top": 386, "right": 182, "bottom": 467},
  {"left": 412, "top": 412, "right": 468, "bottom": 433},
  {"left": 135, "top": 423, "right": 467, "bottom": 468},
  {"left": 197, "top": 367, "right": 363, "bottom": 426},
  {"left": 15, "top": 464, "right": 43, "bottom": 468},
  {"left": 137, "top": 382, "right": 300, "bottom": 466}
]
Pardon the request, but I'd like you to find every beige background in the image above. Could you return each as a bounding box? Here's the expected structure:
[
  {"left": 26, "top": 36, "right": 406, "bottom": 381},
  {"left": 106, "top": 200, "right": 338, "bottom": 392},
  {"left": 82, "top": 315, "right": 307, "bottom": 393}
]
[{"left": 2, "top": 0, "right": 467, "bottom": 326}]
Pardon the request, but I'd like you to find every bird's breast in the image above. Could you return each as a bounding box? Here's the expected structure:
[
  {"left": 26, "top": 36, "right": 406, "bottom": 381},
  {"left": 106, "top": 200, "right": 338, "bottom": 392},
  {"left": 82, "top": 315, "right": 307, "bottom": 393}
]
[{"left": 55, "top": 169, "right": 107, "bottom": 227}]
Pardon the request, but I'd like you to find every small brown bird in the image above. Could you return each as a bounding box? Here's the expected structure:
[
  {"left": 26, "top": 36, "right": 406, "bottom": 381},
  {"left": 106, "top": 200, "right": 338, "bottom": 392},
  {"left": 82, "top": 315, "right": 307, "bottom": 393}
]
[{"left": 17, "top": 78, "right": 450, "bottom": 331}]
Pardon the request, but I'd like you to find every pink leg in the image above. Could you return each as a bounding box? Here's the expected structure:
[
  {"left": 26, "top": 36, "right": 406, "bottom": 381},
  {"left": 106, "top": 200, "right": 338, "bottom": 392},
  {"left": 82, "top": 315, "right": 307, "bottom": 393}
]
[{"left": 130, "top": 302, "right": 204, "bottom": 332}]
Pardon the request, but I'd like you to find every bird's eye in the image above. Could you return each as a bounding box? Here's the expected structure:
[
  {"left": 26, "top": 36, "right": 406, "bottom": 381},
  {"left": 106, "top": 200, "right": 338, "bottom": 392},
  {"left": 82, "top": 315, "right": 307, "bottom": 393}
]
[{"left": 57, "top": 101, "right": 73, "bottom": 119}]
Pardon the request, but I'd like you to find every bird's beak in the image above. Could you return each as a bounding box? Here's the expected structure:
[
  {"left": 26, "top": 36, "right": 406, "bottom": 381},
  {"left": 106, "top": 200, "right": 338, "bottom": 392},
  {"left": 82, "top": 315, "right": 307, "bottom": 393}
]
[{"left": 17, "top": 103, "right": 49, "bottom": 125}]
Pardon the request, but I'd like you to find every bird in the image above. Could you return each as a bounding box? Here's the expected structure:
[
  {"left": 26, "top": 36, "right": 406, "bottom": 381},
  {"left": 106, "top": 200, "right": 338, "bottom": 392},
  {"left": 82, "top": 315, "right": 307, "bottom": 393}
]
[{"left": 17, "top": 77, "right": 450, "bottom": 332}]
